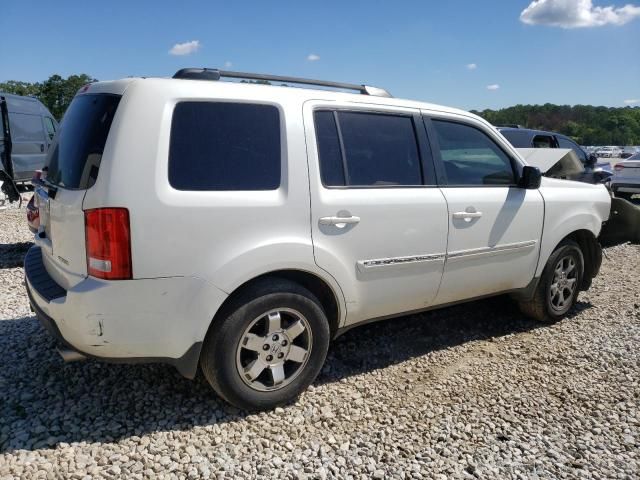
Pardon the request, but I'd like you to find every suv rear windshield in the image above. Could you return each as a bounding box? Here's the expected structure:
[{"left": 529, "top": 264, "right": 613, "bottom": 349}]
[{"left": 46, "top": 94, "right": 121, "bottom": 189}]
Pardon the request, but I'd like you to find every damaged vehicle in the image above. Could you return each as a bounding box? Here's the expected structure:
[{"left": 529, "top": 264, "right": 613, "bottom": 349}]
[
  {"left": 497, "top": 127, "right": 612, "bottom": 186},
  {"left": 26, "top": 69, "right": 613, "bottom": 410},
  {"left": 514, "top": 147, "right": 640, "bottom": 246},
  {"left": 1, "top": 92, "right": 58, "bottom": 204}
]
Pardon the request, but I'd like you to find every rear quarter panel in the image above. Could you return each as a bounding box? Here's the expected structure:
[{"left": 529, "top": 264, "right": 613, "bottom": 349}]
[{"left": 82, "top": 79, "right": 346, "bottom": 325}]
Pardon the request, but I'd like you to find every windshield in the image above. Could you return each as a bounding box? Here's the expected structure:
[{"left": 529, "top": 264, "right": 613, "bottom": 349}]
[{"left": 46, "top": 94, "right": 121, "bottom": 189}]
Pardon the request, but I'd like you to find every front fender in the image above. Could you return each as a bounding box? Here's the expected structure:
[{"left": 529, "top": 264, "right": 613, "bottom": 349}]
[{"left": 537, "top": 180, "right": 610, "bottom": 277}]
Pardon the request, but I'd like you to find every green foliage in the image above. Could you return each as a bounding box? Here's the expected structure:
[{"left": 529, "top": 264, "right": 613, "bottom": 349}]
[
  {"left": 472, "top": 103, "right": 640, "bottom": 145},
  {"left": 0, "top": 73, "right": 96, "bottom": 120}
]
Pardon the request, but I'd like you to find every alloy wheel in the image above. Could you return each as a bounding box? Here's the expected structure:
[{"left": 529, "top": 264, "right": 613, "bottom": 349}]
[
  {"left": 549, "top": 255, "right": 578, "bottom": 312},
  {"left": 235, "top": 308, "right": 312, "bottom": 392}
]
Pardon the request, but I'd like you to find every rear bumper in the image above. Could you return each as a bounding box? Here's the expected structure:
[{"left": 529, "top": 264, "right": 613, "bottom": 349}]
[{"left": 24, "top": 246, "right": 227, "bottom": 378}]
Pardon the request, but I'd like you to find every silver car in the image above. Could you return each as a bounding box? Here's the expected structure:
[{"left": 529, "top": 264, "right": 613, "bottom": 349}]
[{"left": 612, "top": 153, "right": 640, "bottom": 201}]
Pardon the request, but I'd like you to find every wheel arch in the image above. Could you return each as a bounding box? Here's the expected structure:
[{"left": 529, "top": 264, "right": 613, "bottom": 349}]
[
  {"left": 562, "top": 229, "right": 602, "bottom": 291},
  {"left": 206, "top": 269, "right": 344, "bottom": 341}
]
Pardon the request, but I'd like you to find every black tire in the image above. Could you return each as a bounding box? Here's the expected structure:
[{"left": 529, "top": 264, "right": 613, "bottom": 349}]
[
  {"left": 200, "top": 278, "right": 330, "bottom": 410},
  {"left": 518, "top": 239, "right": 584, "bottom": 323}
]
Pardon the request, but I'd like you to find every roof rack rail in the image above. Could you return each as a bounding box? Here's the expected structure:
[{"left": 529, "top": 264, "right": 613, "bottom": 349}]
[{"left": 172, "top": 68, "right": 392, "bottom": 98}]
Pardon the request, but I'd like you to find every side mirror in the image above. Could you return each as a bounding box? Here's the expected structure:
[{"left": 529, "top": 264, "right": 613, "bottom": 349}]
[
  {"left": 520, "top": 166, "right": 542, "bottom": 189},
  {"left": 586, "top": 153, "right": 597, "bottom": 167}
]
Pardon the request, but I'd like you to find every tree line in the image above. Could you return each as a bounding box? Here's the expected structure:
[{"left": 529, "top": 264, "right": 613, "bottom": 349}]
[
  {"left": 0, "top": 74, "right": 95, "bottom": 120},
  {"left": 2, "top": 75, "right": 639, "bottom": 146},
  {"left": 472, "top": 103, "right": 640, "bottom": 146}
]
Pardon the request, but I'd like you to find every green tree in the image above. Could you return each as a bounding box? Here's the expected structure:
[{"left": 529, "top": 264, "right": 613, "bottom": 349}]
[
  {"left": 472, "top": 104, "right": 640, "bottom": 145},
  {"left": 1, "top": 73, "right": 96, "bottom": 120}
]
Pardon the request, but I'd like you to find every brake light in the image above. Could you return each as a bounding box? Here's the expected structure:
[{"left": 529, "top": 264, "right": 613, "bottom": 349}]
[
  {"left": 85, "top": 208, "right": 132, "bottom": 280},
  {"left": 614, "top": 164, "right": 625, "bottom": 171}
]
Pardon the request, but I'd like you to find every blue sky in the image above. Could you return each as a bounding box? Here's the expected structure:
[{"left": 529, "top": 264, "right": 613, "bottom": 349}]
[{"left": 1, "top": 0, "right": 638, "bottom": 110}]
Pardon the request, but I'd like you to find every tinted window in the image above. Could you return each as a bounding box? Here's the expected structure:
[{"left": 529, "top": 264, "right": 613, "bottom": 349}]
[
  {"left": 46, "top": 94, "right": 121, "bottom": 189},
  {"left": 44, "top": 117, "right": 56, "bottom": 140},
  {"left": 499, "top": 129, "right": 532, "bottom": 148},
  {"left": 557, "top": 136, "right": 587, "bottom": 162},
  {"left": 432, "top": 120, "right": 515, "bottom": 186},
  {"left": 314, "top": 111, "right": 345, "bottom": 186},
  {"left": 8, "top": 113, "right": 45, "bottom": 142},
  {"left": 169, "top": 102, "right": 280, "bottom": 191},
  {"left": 315, "top": 110, "right": 422, "bottom": 187}
]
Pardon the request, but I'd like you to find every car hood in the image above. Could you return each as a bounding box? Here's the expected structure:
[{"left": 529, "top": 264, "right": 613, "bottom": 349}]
[{"left": 517, "top": 148, "right": 585, "bottom": 177}]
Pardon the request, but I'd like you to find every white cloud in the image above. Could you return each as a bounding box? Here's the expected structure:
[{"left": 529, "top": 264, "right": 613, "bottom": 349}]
[
  {"left": 307, "top": 53, "right": 320, "bottom": 61},
  {"left": 520, "top": 0, "right": 640, "bottom": 28},
  {"left": 487, "top": 84, "right": 500, "bottom": 90},
  {"left": 224, "top": 61, "right": 233, "bottom": 68},
  {"left": 466, "top": 63, "right": 477, "bottom": 70},
  {"left": 624, "top": 99, "right": 639, "bottom": 104},
  {"left": 168, "top": 40, "right": 201, "bottom": 56}
]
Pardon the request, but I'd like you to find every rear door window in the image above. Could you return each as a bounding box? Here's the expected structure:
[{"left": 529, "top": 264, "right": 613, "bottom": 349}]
[
  {"left": 432, "top": 120, "right": 515, "bottom": 186},
  {"left": 314, "top": 110, "right": 423, "bottom": 187},
  {"left": 46, "top": 94, "right": 121, "bottom": 189},
  {"left": 169, "top": 102, "right": 281, "bottom": 191}
]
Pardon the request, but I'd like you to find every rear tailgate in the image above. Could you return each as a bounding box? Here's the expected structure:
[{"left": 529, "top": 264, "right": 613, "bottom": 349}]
[{"left": 35, "top": 88, "right": 125, "bottom": 290}]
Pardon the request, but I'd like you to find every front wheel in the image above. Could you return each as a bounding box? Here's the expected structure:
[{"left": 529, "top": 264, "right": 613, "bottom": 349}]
[
  {"left": 200, "top": 279, "right": 330, "bottom": 410},
  {"left": 518, "top": 239, "right": 584, "bottom": 323}
]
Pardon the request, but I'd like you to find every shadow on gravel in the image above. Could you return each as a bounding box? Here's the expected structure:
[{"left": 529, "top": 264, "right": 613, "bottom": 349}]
[
  {"left": 0, "top": 297, "right": 592, "bottom": 453},
  {"left": 0, "top": 242, "right": 33, "bottom": 269}
]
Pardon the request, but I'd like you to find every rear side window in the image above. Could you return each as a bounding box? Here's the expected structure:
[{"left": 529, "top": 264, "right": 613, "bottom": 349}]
[
  {"left": 432, "top": 120, "right": 515, "bottom": 186},
  {"left": 499, "top": 129, "right": 531, "bottom": 148},
  {"left": 169, "top": 102, "right": 281, "bottom": 191},
  {"left": 8, "top": 113, "right": 45, "bottom": 142},
  {"left": 314, "top": 110, "right": 422, "bottom": 187},
  {"left": 46, "top": 94, "right": 121, "bottom": 189}
]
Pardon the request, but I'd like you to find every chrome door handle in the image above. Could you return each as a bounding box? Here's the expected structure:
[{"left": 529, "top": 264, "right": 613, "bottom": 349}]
[
  {"left": 319, "top": 215, "right": 361, "bottom": 226},
  {"left": 452, "top": 211, "right": 483, "bottom": 219}
]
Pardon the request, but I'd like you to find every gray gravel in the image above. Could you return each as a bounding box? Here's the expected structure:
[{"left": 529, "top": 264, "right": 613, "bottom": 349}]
[{"left": 1, "top": 200, "right": 639, "bottom": 479}]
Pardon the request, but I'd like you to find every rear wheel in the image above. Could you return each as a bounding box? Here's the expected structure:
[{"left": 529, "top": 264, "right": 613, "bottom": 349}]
[
  {"left": 518, "top": 239, "right": 584, "bottom": 323},
  {"left": 200, "top": 279, "right": 330, "bottom": 410}
]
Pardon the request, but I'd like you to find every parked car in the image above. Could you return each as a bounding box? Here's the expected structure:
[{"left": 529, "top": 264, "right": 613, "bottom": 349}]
[
  {"left": 595, "top": 146, "right": 621, "bottom": 158},
  {"left": 612, "top": 153, "right": 640, "bottom": 201},
  {"left": 25, "top": 69, "right": 611, "bottom": 410},
  {"left": 619, "top": 149, "right": 635, "bottom": 159},
  {"left": 496, "top": 127, "right": 613, "bottom": 185},
  {"left": 0, "top": 93, "right": 58, "bottom": 203}
]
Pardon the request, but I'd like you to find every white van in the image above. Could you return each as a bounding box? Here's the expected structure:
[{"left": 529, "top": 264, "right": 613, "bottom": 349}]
[{"left": 25, "top": 69, "right": 611, "bottom": 410}]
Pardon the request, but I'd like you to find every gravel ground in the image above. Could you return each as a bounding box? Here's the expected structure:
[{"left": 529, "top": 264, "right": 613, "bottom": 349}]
[{"left": 1, "top": 199, "right": 639, "bottom": 479}]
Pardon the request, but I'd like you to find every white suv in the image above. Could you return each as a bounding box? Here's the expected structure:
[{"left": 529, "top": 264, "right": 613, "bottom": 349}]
[
  {"left": 25, "top": 69, "right": 611, "bottom": 410},
  {"left": 595, "top": 146, "right": 620, "bottom": 158}
]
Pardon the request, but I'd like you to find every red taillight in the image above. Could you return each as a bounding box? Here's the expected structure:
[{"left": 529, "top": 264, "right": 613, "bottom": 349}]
[
  {"left": 614, "top": 164, "right": 625, "bottom": 171},
  {"left": 84, "top": 208, "right": 132, "bottom": 280}
]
